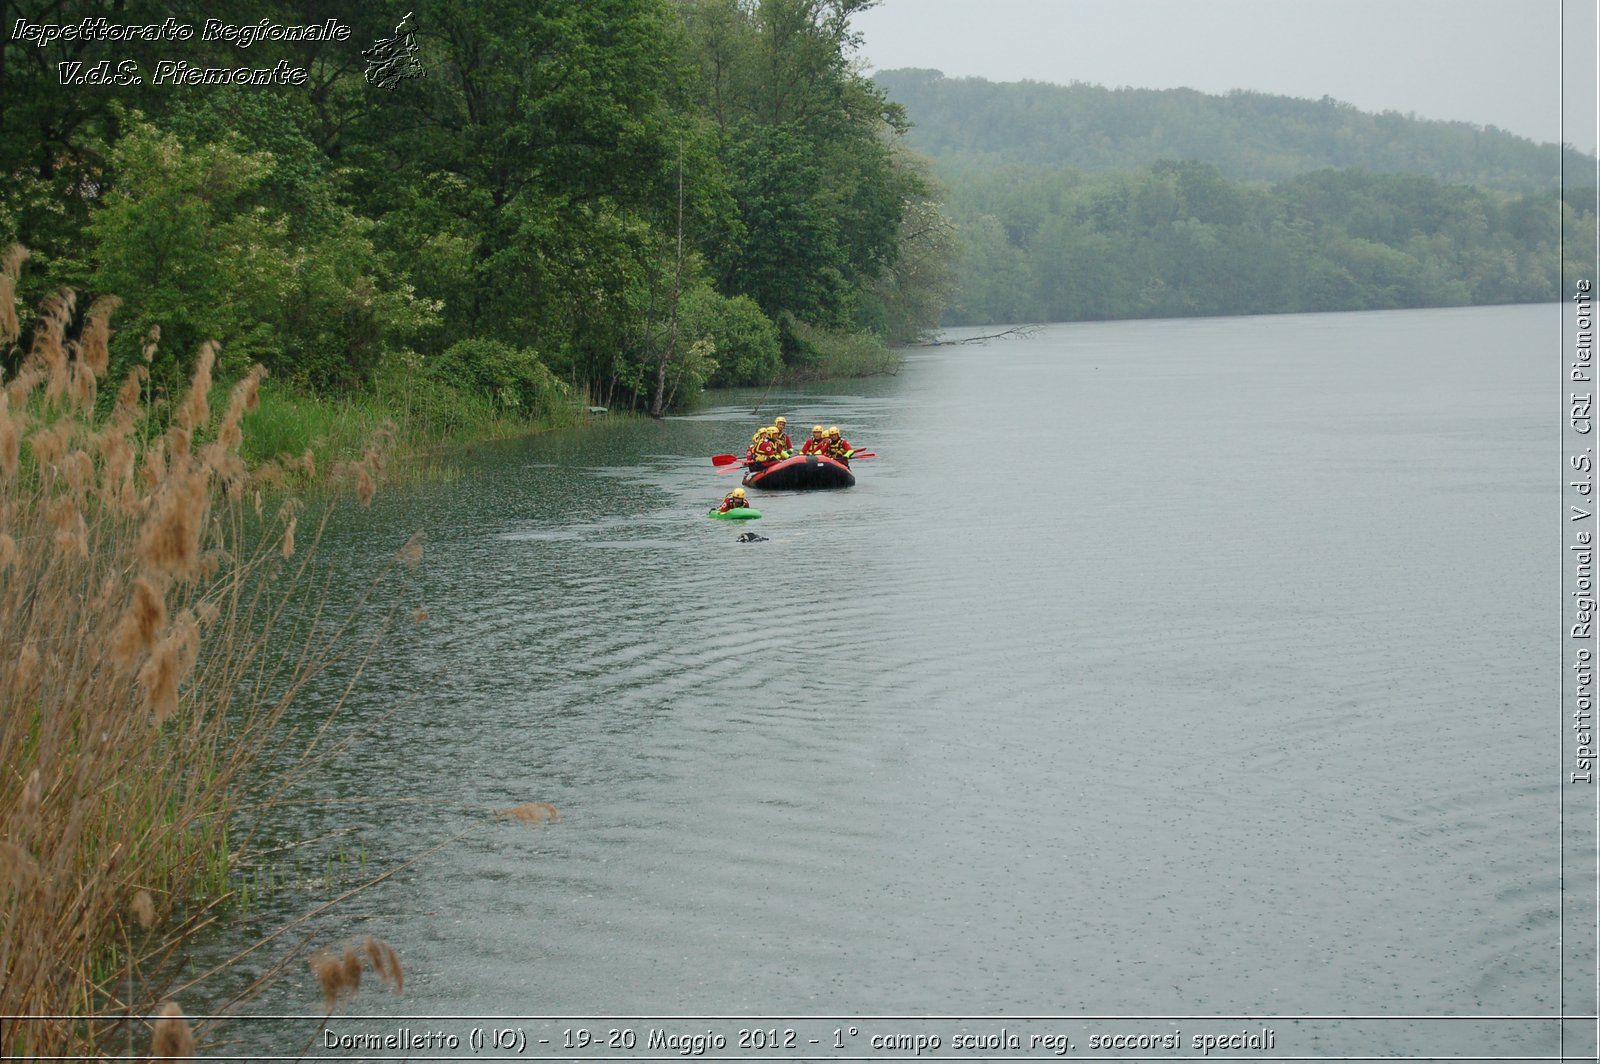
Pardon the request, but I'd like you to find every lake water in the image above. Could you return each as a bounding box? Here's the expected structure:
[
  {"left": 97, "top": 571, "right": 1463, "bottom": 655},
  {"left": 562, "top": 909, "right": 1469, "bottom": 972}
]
[{"left": 208, "top": 304, "right": 1585, "bottom": 1062}]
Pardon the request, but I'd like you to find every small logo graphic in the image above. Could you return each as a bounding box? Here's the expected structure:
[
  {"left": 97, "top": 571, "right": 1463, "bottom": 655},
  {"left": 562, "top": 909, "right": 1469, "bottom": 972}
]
[{"left": 362, "top": 12, "right": 424, "bottom": 90}]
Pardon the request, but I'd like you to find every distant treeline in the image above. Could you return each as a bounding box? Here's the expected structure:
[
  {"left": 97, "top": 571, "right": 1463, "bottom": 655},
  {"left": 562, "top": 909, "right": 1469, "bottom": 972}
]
[
  {"left": 1, "top": 0, "right": 956, "bottom": 419},
  {"left": 942, "top": 160, "right": 1595, "bottom": 325},
  {"left": 870, "top": 70, "right": 1596, "bottom": 326},
  {"left": 874, "top": 68, "right": 1590, "bottom": 191}
]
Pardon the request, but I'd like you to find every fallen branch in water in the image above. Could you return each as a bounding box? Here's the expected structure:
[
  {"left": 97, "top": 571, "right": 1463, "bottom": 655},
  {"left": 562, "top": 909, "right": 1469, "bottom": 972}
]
[{"left": 918, "top": 325, "right": 1040, "bottom": 346}]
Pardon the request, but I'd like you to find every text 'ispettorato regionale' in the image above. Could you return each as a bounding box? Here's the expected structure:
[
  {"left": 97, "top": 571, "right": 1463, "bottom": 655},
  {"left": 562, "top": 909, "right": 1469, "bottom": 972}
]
[{"left": 10, "top": 17, "right": 353, "bottom": 86}]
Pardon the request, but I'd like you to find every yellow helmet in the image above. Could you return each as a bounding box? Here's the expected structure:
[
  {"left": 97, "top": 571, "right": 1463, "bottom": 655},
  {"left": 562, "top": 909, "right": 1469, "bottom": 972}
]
[
  {"left": 751, "top": 431, "right": 763, "bottom": 442},
  {"left": 827, "top": 426, "right": 840, "bottom": 437},
  {"left": 811, "top": 424, "right": 824, "bottom": 434},
  {"left": 774, "top": 416, "right": 787, "bottom": 426},
  {"left": 764, "top": 425, "right": 778, "bottom": 435},
  {"left": 732, "top": 488, "right": 746, "bottom": 499}
]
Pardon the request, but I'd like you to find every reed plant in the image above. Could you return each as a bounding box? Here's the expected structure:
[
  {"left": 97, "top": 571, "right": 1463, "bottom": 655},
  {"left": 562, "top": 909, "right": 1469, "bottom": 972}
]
[{"left": 0, "top": 244, "right": 401, "bottom": 1059}]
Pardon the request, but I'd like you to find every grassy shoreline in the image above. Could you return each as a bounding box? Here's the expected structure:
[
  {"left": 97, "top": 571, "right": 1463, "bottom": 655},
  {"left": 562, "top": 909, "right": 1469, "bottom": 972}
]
[
  {"left": 239, "top": 377, "right": 586, "bottom": 488},
  {"left": 238, "top": 330, "right": 906, "bottom": 485},
  {"left": 0, "top": 259, "right": 436, "bottom": 1058}
]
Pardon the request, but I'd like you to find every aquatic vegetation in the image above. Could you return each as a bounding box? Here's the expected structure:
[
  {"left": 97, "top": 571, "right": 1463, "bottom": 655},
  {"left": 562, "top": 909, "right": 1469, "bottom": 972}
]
[
  {"left": 0, "top": 245, "right": 400, "bottom": 1058},
  {"left": 0, "top": 243, "right": 572, "bottom": 1058},
  {"left": 310, "top": 935, "right": 405, "bottom": 1011}
]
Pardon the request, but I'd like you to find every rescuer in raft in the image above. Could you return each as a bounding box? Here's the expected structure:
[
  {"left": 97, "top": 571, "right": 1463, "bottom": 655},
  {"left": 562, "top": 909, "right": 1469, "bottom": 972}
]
[
  {"left": 747, "top": 427, "right": 782, "bottom": 471},
  {"left": 718, "top": 487, "right": 750, "bottom": 513},
  {"left": 824, "top": 426, "right": 856, "bottom": 464},
  {"left": 800, "top": 424, "right": 828, "bottom": 455},
  {"left": 761, "top": 424, "right": 792, "bottom": 460},
  {"left": 771, "top": 416, "right": 794, "bottom": 454}
]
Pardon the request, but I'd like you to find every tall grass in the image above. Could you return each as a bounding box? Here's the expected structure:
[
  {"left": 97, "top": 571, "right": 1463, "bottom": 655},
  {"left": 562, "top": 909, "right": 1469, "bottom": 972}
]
[
  {"left": 0, "top": 246, "right": 401, "bottom": 1059},
  {"left": 783, "top": 321, "right": 902, "bottom": 381},
  {"left": 240, "top": 357, "right": 583, "bottom": 484},
  {"left": 239, "top": 387, "right": 394, "bottom": 476}
]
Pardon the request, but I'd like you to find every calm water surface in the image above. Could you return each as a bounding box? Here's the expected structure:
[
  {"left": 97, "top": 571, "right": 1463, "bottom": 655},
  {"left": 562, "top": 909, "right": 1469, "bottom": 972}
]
[{"left": 215, "top": 305, "right": 1561, "bottom": 1060}]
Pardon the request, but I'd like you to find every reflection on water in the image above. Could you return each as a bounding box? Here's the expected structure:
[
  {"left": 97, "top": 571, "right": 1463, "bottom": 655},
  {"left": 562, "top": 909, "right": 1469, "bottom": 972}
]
[{"left": 206, "top": 306, "right": 1558, "bottom": 1060}]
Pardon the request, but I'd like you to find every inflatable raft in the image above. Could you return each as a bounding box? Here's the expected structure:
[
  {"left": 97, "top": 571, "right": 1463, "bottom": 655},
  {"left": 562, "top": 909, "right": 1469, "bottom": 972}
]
[
  {"left": 708, "top": 506, "right": 762, "bottom": 520},
  {"left": 742, "top": 454, "right": 855, "bottom": 490}
]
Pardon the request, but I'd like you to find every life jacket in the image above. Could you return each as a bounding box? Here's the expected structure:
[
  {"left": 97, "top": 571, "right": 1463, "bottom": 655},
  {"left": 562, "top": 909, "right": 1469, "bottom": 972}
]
[
  {"left": 719, "top": 495, "right": 746, "bottom": 512},
  {"left": 801, "top": 437, "right": 825, "bottom": 455}
]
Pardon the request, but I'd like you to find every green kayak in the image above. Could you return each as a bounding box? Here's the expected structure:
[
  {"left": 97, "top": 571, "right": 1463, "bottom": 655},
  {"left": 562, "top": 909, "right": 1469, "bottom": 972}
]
[{"left": 708, "top": 506, "right": 762, "bottom": 520}]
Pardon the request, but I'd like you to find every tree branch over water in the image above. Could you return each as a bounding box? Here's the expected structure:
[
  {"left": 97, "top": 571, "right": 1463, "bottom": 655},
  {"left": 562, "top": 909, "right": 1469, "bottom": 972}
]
[{"left": 918, "top": 325, "right": 1040, "bottom": 346}]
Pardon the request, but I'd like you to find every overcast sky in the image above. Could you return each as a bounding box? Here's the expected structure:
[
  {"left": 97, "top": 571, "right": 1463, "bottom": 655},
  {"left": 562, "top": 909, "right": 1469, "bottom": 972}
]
[{"left": 850, "top": 0, "right": 1599, "bottom": 157}]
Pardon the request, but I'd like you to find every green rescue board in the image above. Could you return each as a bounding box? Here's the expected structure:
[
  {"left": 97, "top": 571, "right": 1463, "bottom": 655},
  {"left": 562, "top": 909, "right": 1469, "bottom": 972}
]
[{"left": 708, "top": 507, "right": 762, "bottom": 520}]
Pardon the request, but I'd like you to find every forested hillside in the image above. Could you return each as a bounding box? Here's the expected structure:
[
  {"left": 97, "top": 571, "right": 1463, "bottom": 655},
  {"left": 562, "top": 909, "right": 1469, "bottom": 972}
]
[
  {"left": 872, "top": 69, "right": 1596, "bottom": 326},
  {"left": 0, "top": 0, "right": 955, "bottom": 428},
  {"left": 874, "top": 68, "right": 1589, "bottom": 191}
]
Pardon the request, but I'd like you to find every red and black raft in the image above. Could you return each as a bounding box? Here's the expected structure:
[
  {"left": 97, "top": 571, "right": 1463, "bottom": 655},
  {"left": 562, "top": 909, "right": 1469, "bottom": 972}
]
[{"left": 742, "top": 453, "right": 855, "bottom": 490}]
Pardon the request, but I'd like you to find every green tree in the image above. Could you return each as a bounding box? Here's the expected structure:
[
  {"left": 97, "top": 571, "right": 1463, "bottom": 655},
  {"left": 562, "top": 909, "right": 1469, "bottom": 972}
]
[
  {"left": 685, "top": 284, "right": 781, "bottom": 386},
  {"left": 84, "top": 125, "right": 286, "bottom": 388},
  {"left": 84, "top": 121, "right": 435, "bottom": 392},
  {"left": 861, "top": 169, "right": 960, "bottom": 343},
  {"left": 714, "top": 122, "right": 850, "bottom": 323},
  {"left": 681, "top": 0, "right": 935, "bottom": 359}
]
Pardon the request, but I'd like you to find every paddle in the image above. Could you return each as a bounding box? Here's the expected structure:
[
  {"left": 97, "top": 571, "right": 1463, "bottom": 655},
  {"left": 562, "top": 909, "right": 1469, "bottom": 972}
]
[{"left": 715, "top": 451, "right": 874, "bottom": 472}]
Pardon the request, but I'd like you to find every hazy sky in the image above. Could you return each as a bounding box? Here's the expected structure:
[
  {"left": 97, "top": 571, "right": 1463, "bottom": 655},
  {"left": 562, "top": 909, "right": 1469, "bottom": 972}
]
[{"left": 851, "top": 0, "right": 1599, "bottom": 156}]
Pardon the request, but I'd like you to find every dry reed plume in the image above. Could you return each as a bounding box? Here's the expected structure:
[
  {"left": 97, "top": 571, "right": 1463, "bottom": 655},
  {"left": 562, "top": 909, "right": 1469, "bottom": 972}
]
[
  {"left": 0, "top": 245, "right": 417, "bottom": 1059},
  {"left": 499, "top": 801, "right": 561, "bottom": 826},
  {"left": 149, "top": 1001, "right": 196, "bottom": 1061},
  {"left": 309, "top": 935, "right": 404, "bottom": 1011}
]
